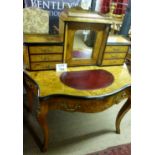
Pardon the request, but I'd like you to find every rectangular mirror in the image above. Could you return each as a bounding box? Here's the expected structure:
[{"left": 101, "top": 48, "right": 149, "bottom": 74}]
[{"left": 72, "top": 30, "right": 96, "bottom": 60}]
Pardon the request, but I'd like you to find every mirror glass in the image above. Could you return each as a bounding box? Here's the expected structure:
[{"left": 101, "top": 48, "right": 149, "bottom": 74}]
[{"left": 72, "top": 30, "right": 96, "bottom": 59}]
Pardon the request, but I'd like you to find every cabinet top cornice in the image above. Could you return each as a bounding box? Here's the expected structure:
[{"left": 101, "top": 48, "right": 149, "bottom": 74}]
[{"left": 59, "top": 9, "right": 122, "bottom": 25}]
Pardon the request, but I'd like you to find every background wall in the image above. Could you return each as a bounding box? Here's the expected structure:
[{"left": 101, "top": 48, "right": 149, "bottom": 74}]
[{"left": 24, "top": 0, "right": 82, "bottom": 34}]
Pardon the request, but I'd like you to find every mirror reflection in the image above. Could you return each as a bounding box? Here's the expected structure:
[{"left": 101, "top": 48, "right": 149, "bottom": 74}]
[{"left": 72, "top": 30, "right": 96, "bottom": 59}]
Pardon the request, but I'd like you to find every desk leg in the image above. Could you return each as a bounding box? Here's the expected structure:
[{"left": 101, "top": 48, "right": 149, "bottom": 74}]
[
  {"left": 116, "top": 88, "right": 131, "bottom": 134},
  {"left": 27, "top": 90, "right": 33, "bottom": 112},
  {"left": 37, "top": 103, "right": 49, "bottom": 152}
]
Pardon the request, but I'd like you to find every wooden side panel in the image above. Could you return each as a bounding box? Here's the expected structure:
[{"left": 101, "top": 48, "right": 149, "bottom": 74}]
[
  {"left": 97, "top": 26, "right": 110, "bottom": 65},
  {"left": 65, "top": 27, "right": 75, "bottom": 63},
  {"left": 59, "top": 18, "right": 65, "bottom": 36},
  {"left": 92, "top": 30, "right": 104, "bottom": 61},
  {"left": 63, "top": 23, "right": 68, "bottom": 63},
  {"left": 23, "top": 46, "right": 30, "bottom": 69}
]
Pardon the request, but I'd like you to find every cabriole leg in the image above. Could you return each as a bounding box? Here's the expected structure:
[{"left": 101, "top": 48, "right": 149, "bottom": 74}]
[
  {"left": 116, "top": 88, "right": 131, "bottom": 134},
  {"left": 37, "top": 103, "right": 49, "bottom": 152}
]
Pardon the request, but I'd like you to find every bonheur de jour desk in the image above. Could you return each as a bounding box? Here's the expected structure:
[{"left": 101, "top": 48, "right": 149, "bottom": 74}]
[{"left": 23, "top": 65, "right": 131, "bottom": 152}]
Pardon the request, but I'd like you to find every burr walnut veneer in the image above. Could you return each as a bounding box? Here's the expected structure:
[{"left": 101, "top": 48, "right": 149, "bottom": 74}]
[
  {"left": 23, "top": 9, "right": 130, "bottom": 71},
  {"left": 23, "top": 34, "right": 130, "bottom": 70},
  {"left": 24, "top": 65, "right": 131, "bottom": 152},
  {"left": 23, "top": 9, "right": 131, "bottom": 152}
]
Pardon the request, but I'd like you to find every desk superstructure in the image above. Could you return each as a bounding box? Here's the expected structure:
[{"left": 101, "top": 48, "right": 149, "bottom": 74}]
[{"left": 23, "top": 9, "right": 130, "bottom": 71}]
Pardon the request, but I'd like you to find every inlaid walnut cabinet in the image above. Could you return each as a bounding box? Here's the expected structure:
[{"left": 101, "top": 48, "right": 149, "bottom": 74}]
[
  {"left": 23, "top": 9, "right": 131, "bottom": 152},
  {"left": 24, "top": 9, "right": 130, "bottom": 70}
]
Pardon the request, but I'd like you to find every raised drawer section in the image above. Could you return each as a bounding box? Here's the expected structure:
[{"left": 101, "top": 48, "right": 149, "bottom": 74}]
[
  {"left": 30, "top": 62, "right": 59, "bottom": 70},
  {"left": 29, "top": 46, "right": 63, "bottom": 54},
  {"left": 105, "top": 46, "right": 128, "bottom": 53},
  {"left": 102, "top": 59, "right": 125, "bottom": 65},
  {"left": 30, "top": 54, "right": 62, "bottom": 62},
  {"left": 103, "top": 52, "right": 127, "bottom": 59}
]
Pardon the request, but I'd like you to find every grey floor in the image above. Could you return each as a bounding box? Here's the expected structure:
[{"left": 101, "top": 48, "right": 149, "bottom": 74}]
[{"left": 23, "top": 98, "right": 131, "bottom": 155}]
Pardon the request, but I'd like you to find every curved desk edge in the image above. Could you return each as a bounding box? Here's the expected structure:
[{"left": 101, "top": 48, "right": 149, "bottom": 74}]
[{"left": 39, "top": 84, "right": 131, "bottom": 101}]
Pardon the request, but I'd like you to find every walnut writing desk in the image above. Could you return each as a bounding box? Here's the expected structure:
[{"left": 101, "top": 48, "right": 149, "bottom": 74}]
[{"left": 24, "top": 65, "right": 131, "bottom": 152}]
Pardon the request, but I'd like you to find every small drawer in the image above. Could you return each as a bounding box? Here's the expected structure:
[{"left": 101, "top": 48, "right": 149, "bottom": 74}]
[
  {"left": 102, "top": 59, "right": 125, "bottom": 65},
  {"left": 103, "top": 52, "right": 127, "bottom": 59},
  {"left": 29, "top": 46, "right": 63, "bottom": 54},
  {"left": 30, "top": 62, "right": 60, "bottom": 70},
  {"left": 30, "top": 54, "right": 63, "bottom": 62},
  {"left": 105, "top": 46, "right": 128, "bottom": 53}
]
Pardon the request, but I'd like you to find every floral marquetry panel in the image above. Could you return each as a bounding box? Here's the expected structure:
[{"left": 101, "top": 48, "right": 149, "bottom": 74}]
[
  {"left": 24, "top": 65, "right": 131, "bottom": 98},
  {"left": 23, "top": 7, "right": 49, "bottom": 34}
]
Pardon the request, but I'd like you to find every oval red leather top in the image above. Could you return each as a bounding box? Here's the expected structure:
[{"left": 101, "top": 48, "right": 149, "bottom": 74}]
[{"left": 60, "top": 69, "right": 114, "bottom": 90}]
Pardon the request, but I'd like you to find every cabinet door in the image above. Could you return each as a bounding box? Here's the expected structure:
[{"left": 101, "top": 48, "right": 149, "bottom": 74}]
[{"left": 64, "top": 22, "right": 110, "bottom": 66}]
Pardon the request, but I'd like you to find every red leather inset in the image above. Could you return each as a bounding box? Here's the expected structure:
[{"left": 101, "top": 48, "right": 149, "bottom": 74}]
[{"left": 60, "top": 69, "right": 114, "bottom": 90}]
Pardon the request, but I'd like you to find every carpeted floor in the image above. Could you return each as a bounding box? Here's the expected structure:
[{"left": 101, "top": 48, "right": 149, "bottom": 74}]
[
  {"left": 23, "top": 97, "right": 131, "bottom": 155},
  {"left": 87, "top": 143, "right": 131, "bottom": 155}
]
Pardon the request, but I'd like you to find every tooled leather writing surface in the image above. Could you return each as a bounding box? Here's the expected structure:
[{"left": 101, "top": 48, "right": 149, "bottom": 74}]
[{"left": 60, "top": 69, "right": 114, "bottom": 90}]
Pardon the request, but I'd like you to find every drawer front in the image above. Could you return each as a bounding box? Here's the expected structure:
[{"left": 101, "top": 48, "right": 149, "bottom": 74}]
[
  {"left": 49, "top": 93, "right": 121, "bottom": 113},
  {"left": 30, "top": 54, "right": 63, "bottom": 62},
  {"left": 103, "top": 52, "right": 127, "bottom": 59},
  {"left": 105, "top": 46, "right": 128, "bottom": 53},
  {"left": 29, "top": 46, "right": 63, "bottom": 54},
  {"left": 31, "top": 62, "right": 59, "bottom": 70},
  {"left": 102, "top": 59, "right": 125, "bottom": 65}
]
